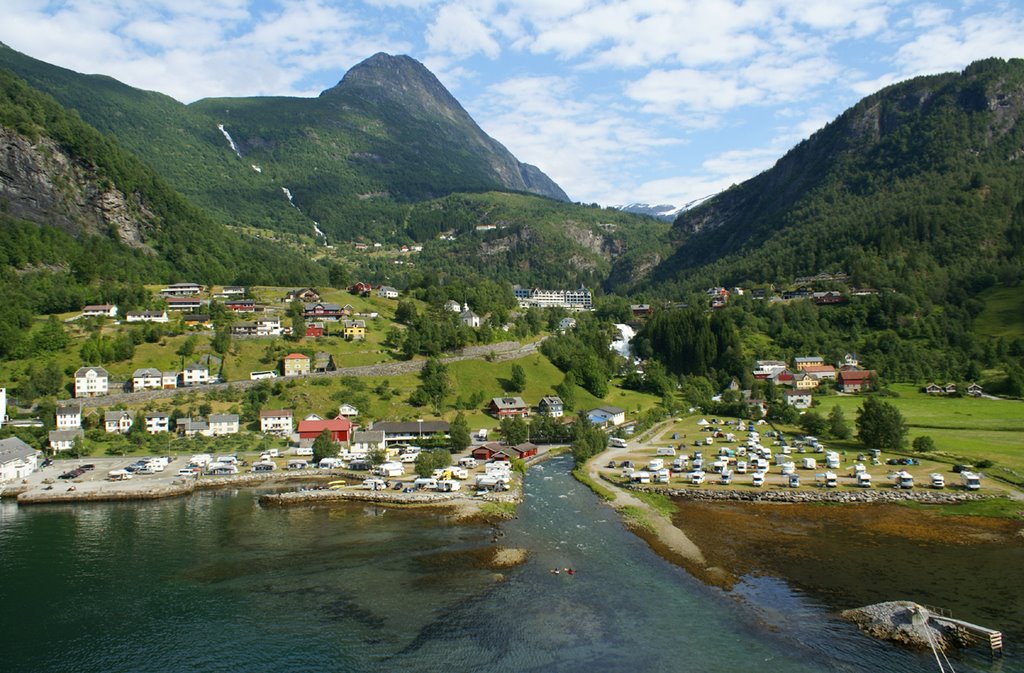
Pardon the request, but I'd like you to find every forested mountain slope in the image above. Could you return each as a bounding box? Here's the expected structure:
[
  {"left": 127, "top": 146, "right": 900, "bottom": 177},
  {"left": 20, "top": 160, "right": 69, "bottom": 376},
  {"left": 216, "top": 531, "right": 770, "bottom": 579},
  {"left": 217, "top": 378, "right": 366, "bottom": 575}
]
[
  {"left": 643, "top": 57, "right": 1024, "bottom": 298},
  {"left": 0, "top": 45, "right": 568, "bottom": 243}
]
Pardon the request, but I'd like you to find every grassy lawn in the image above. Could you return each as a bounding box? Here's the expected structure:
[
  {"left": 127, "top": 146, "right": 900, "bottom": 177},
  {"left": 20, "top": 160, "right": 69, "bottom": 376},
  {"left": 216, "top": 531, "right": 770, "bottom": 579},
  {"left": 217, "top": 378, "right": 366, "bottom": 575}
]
[{"left": 973, "top": 285, "right": 1024, "bottom": 338}]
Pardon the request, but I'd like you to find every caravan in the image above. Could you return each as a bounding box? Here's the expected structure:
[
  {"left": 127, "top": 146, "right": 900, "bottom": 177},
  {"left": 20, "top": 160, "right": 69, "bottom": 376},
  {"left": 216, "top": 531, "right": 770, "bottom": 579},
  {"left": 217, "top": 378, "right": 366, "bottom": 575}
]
[{"left": 609, "top": 437, "right": 628, "bottom": 449}]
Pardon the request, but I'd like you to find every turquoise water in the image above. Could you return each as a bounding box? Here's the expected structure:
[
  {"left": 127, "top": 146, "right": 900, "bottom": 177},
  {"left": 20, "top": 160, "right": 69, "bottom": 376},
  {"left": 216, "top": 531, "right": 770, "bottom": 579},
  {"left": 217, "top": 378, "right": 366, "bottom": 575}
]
[{"left": 0, "top": 456, "right": 1016, "bottom": 672}]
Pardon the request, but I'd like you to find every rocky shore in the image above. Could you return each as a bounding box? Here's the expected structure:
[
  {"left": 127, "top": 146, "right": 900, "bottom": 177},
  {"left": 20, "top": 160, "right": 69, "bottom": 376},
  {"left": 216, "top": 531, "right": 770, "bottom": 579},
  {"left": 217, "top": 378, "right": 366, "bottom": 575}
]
[
  {"left": 628, "top": 485, "right": 987, "bottom": 505},
  {"left": 258, "top": 488, "right": 517, "bottom": 507},
  {"left": 841, "top": 601, "right": 960, "bottom": 651}
]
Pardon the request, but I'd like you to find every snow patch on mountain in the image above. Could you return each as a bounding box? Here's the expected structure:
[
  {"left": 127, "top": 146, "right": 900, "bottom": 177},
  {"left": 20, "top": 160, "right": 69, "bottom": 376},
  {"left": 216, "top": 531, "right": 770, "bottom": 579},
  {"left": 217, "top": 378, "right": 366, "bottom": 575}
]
[{"left": 216, "top": 124, "right": 242, "bottom": 158}]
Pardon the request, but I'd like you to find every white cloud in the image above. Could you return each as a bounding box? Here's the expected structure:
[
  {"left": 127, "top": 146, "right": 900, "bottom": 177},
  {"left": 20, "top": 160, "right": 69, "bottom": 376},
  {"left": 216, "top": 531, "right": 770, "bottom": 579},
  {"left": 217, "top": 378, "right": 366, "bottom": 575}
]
[
  {"left": 626, "top": 68, "right": 763, "bottom": 115},
  {"left": 426, "top": 4, "right": 500, "bottom": 59}
]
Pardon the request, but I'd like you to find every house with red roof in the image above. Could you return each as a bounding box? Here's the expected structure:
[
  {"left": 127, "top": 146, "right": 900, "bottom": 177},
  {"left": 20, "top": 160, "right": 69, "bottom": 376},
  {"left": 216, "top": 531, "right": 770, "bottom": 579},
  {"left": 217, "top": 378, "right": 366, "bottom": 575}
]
[
  {"left": 837, "top": 369, "right": 876, "bottom": 393},
  {"left": 296, "top": 416, "right": 353, "bottom": 443},
  {"left": 282, "top": 353, "right": 311, "bottom": 377}
]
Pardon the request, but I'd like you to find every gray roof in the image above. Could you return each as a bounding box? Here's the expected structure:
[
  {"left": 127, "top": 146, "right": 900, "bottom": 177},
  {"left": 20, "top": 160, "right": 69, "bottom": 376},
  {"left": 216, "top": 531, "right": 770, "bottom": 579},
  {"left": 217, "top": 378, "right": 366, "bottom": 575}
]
[
  {"left": 539, "top": 396, "right": 563, "bottom": 407},
  {"left": 145, "top": 412, "right": 169, "bottom": 420},
  {"left": 133, "top": 368, "right": 162, "bottom": 377},
  {"left": 352, "top": 430, "right": 385, "bottom": 444},
  {"left": 75, "top": 366, "right": 108, "bottom": 378},
  {"left": 372, "top": 421, "right": 450, "bottom": 434},
  {"left": 104, "top": 411, "right": 132, "bottom": 422},
  {"left": 176, "top": 418, "right": 208, "bottom": 431},
  {"left": 183, "top": 363, "right": 208, "bottom": 371},
  {"left": 490, "top": 397, "right": 527, "bottom": 410},
  {"left": 208, "top": 414, "right": 239, "bottom": 423},
  {"left": 56, "top": 402, "right": 82, "bottom": 414},
  {"left": 0, "top": 437, "right": 37, "bottom": 465},
  {"left": 49, "top": 429, "right": 83, "bottom": 442},
  {"left": 794, "top": 356, "right": 823, "bottom": 362},
  {"left": 591, "top": 405, "right": 625, "bottom": 415}
]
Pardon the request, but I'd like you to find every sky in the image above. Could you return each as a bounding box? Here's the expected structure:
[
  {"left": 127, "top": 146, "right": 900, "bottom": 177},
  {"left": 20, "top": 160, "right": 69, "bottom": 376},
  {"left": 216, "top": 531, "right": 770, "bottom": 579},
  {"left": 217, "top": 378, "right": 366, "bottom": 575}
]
[{"left": 3, "top": 1, "right": 1023, "bottom": 207}]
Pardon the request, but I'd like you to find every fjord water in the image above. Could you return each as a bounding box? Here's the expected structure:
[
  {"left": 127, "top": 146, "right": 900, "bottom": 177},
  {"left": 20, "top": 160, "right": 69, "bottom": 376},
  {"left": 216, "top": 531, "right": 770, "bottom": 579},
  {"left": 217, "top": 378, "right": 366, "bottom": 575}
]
[{"left": 0, "top": 457, "right": 1016, "bottom": 673}]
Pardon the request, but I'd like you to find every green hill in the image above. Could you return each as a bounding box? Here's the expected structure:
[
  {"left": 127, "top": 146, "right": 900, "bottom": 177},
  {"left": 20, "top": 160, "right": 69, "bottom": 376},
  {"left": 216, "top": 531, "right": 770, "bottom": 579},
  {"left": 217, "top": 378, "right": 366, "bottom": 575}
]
[{"left": 0, "top": 45, "right": 568, "bottom": 243}]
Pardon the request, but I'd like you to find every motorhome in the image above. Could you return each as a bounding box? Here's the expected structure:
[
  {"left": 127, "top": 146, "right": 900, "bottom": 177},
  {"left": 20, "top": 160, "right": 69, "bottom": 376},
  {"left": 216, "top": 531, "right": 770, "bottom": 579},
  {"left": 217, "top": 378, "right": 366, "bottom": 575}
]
[
  {"left": 960, "top": 471, "right": 981, "bottom": 490},
  {"left": 751, "top": 472, "right": 765, "bottom": 487},
  {"left": 458, "top": 457, "right": 477, "bottom": 468},
  {"left": 319, "top": 458, "right": 343, "bottom": 469},
  {"left": 824, "top": 471, "right": 838, "bottom": 488},
  {"left": 719, "top": 470, "right": 732, "bottom": 485},
  {"left": 413, "top": 477, "right": 438, "bottom": 490},
  {"left": 930, "top": 473, "right": 945, "bottom": 489},
  {"left": 788, "top": 474, "right": 800, "bottom": 488},
  {"left": 780, "top": 462, "right": 796, "bottom": 475},
  {"left": 362, "top": 477, "right": 386, "bottom": 490},
  {"left": 437, "top": 479, "right": 461, "bottom": 492},
  {"left": 647, "top": 458, "right": 664, "bottom": 472},
  {"left": 653, "top": 469, "right": 671, "bottom": 484},
  {"left": 857, "top": 472, "right": 872, "bottom": 488},
  {"left": 609, "top": 437, "right": 628, "bottom": 449},
  {"left": 377, "top": 462, "right": 404, "bottom": 478},
  {"left": 801, "top": 457, "right": 817, "bottom": 470},
  {"left": 735, "top": 460, "right": 747, "bottom": 474},
  {"left": 689, "top": 470, "right": 706, "bottom": 485},
  {"left": 895, "top": 470, "right": 914, "bottom": 489},
  {"left": 825, "top": 451, "right": 840, "bottom": 469},
  {"left": 631, "top": 471, "right": 651, "bottom": 484}
]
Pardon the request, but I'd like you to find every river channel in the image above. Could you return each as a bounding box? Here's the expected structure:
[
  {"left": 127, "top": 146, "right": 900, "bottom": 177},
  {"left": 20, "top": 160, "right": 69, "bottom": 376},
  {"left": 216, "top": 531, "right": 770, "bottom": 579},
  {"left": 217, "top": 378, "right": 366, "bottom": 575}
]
[{"left": 0, "top": 455, "right": 1017, "bottom": 672}]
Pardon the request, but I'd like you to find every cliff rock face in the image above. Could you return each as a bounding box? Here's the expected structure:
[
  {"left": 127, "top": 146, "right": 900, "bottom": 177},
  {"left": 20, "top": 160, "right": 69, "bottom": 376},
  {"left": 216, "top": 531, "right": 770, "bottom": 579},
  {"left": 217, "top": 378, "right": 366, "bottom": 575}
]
[{"left": 0, "top": 125, "right": 154, "bottom": 248}]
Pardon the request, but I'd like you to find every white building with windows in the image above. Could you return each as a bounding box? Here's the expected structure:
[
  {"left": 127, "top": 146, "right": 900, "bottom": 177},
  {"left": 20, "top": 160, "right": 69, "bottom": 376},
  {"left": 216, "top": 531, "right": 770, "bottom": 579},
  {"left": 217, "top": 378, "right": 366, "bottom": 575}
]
[
  {"left": 0, "top": 437, "right": 38, "bottom": 482},
  {"left": 208, "top": 414, "right": 240, "bottom": 436},
  {"left": 182, "top": 364, "right": 209, "bottom": 386},
  {"left": 259, "top": 410, "right": 293, "bottom": 436},
  {"left": 56, "top": 402, "right": 82, "bottom": 430},
  {"left": 145, "top": 413, "right": 170, "bottom": 434},
  {"left": 49, "top": 429, "right": 83, "bottom": 453},
  {"left": 0, "top": 387, "right": 6, "bottom": 430},
  {"left": 513, "top": 285, "right": 592, "bottom": 311},
  {"left": 132, "top": 368, "right": 162, "bottom": 392},
  {"left": 104, "top": 411, "right": 134, "bottom": 434},
  {"left": 74, "top": 366, "right": 109, "bottom": 398}
]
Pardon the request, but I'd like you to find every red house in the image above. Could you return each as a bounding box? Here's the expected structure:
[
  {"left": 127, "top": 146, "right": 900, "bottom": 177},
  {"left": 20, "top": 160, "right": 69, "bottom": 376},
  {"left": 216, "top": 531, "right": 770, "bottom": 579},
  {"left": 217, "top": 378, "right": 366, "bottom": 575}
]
[
  {"left": 471, "top": 442, "right": 504, "bottom": 461},
  {"left": 305, "top": 322, "right": 325, "bottom": 338},
  {"left": 509, "top": 442, "right": 538, "bottom": 459},
  {"left": 297, "top": 416, "right": 353, "bottom": 443},
  {"left": 226, "top": 299, "right": 256, "bottom": 312},
  {"left": 837, "top": 370, "right": 876, "bottom": 393},
  {"left": 348, "top": 282, "right": 373, "bottom": 296}
]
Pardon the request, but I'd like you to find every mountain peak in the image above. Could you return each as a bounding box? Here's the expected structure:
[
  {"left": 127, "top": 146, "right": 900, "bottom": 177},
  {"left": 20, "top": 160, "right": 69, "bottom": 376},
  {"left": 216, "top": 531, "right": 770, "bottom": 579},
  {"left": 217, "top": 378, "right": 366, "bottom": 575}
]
[{"left": 321, "top": 53, "right": 463, "bottom": 116}]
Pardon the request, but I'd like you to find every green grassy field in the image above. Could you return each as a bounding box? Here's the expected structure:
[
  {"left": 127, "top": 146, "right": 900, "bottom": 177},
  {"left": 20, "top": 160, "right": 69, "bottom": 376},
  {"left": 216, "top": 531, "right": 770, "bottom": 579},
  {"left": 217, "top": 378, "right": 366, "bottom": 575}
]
[{"left": 973, "top": 285, "right": 1024, "bottom": 338}]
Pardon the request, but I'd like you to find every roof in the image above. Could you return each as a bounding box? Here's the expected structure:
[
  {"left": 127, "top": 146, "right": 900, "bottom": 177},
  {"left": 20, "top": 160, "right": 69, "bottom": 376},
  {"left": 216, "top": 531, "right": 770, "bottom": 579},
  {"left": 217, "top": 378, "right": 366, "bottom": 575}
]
[
  {"left": 839, "top": 370, "right": 875, "bottom": 381},
  {"left": 352, "top": 430, "right": 385, "bottom": 444},
  {"left": 802, "top": 364, "right": 836, "bottom": 373},
  {"left": 183, "top": 363, "right": 208, "bottom": 371},
  {"left": 56, "top": 402, "right": 82, "bottom": 413},
  {"left": 490, "top": 397, "right": 527, "bottom": 409},
  {"left": 539, "top": 396, "right": 563, "bottom": 406},
  {"left": 49, "top": 429, "right": 83, "bottom": 442},
  {"left": 794, "top": 356, "right": 823, "bottom": 363},
  {"left": 372, "top": 420, "right": 450, "bottom": 434},
  {"left": 260, "top": 409, "right": 293, "bottom": 418},
  {"left": 82, "top": 304, "right": 115, "bottom": 311},
  {"left": 593, "top": 405, "right": 625, "bottom": 415},
  {"left": 133, "top": 368, "right": 162, "bottom": 377},
  {"left": 284, "top": 353, "right": 310, "bottom": 360},
  {"left": 297, "top": 417, "right": 353, "bottom": 433},
  {"left": 208, "top": 414, "right": 239, "bottom": 423},
  {"left": 104, "top": 411, "right": 132, "bottom": 421},
  {"left": 783, "top": 389, "right": 811, "bottom": 396},
  {"left": 176, "top": 418, "right": 208, "bottom": 430},
  {"left": 0, "top": 437, "right": 37, "bottom": 465},
  {"left": 145, "top": 413, "right": 169, "bottom": 419},
  {"left": 184, "top": 314, "right": 211, "bottom": 321},
  {"left": 75, "top": 366, "right": 108, "bottom": 377}
]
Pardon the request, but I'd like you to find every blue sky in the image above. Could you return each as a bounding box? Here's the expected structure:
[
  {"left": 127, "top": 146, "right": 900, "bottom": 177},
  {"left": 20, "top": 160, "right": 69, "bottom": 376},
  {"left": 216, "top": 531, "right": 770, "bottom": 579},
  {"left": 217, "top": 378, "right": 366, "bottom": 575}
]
[{"left": 4, "top": 1, "right": 1023, "bottom": 207}]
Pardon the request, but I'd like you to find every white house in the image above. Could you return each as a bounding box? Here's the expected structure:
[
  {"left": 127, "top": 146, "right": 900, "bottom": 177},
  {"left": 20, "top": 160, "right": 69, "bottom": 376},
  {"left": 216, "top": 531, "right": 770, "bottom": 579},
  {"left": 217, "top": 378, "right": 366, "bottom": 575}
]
[
  {"left": 48, "top": 429, "right": 83, "bottom": 453},
  {"left": 376, "top": 285, "right": 399, "bottom": 299},
  {"left": 132, "top": 368, "right": 162, "bottom": 392},
  {"left": 349, "top": 430, "right": 385, "bottom": 457},
  {"left": 74, "top": 366, "right": 109, "bottom": 398},
  {"left": 176, "top": 417, "right": 210, "bottom": 437},
  {"left": 444, "top": 300, "right": 461, "bottom": 312},
  {"left": 587, "top": 405, "right": 626, "bottom": 427},
  {"left": 161, "top": 372, "right": 179, "bottom": 389},
  {"left": 208, "top": 414, "right": 240, "bottom": 436},
  {"left": 182, "top": 364, "right": 209, "bottom": 386},
  {"left": 0, "top": 387, "right": 5, "bottom": 430},
  {"left": 145, "top": 413, "right": 170, "bottom": 434},
  {"left": 82, "top": 304, "right": 118, "bottom": 318},
  {"left": 56, "top": 402, "right": 82, "bottom": 430},
  {"left": 259, "top": 409, "right": 293, "bottom": 436},
  {"left": 104, "top": 410, "right": 134, "bottom": 434},
  {"left": 783, "top": 389, "right": 813, "bottom": 409},
  {"left": 0, "top": 437, "right": 38, "bottom": 482},
  {"left": 558, "top": 317, "right": 577, "bottom": 331},
  {"left": 337, "top": 403, "right": 359, "bottom": 417},
  {"left": 125, "top": 310, "right": 169, "bottom": 323},
  {"left": 160, "top": 282, "right": 202, "bottom": 296}
]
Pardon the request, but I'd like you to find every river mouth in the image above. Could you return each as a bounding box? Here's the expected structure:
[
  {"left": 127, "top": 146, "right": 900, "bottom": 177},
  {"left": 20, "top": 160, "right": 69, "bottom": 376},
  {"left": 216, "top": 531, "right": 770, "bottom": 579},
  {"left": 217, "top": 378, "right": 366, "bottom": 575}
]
[{"left": 670, "top": 499, "right": 1024, "bottom": 641}]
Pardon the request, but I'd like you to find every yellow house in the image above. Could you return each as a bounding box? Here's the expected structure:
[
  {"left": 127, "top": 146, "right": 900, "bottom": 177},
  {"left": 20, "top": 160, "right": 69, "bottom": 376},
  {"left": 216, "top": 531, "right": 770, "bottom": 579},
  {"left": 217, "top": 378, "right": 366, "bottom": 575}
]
[
  {"left": 794, "top": 372, "right": 819, "bottom": 390},
  {"left": 343, "top": 319, "right": 366, "bottom": 340},
  {"left": 282, "top": 353, "right": 311, "bottom": 377}
]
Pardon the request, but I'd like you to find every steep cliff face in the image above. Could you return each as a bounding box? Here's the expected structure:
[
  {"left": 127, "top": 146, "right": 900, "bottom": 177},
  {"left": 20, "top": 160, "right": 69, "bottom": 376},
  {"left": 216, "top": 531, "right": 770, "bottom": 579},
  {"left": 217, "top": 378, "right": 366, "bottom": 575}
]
[{"left": 0, "top": 126, "right": 154, "bottom": 249}]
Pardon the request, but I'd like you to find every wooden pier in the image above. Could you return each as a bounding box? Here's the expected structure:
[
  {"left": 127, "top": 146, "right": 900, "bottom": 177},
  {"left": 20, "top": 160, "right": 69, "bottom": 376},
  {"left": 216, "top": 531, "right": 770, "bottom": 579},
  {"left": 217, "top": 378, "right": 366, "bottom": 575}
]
[{"left": 926, "top": 608, "right": 1004, "bottom": 656}]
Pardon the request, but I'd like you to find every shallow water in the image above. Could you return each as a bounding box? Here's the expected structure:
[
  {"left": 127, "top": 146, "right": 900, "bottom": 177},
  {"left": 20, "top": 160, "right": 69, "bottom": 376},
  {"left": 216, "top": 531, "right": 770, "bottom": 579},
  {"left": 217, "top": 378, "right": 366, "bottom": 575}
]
[{"left": 0, "top": 457, "right": 1017, "bottom": 672}]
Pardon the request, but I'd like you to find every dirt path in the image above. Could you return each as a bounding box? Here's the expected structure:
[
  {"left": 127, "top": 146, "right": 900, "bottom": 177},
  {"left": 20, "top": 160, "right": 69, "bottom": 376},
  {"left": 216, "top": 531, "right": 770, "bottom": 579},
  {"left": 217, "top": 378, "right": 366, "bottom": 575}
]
[{"left": 583, "top": 423, "right": 734, "bottom": 585}]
